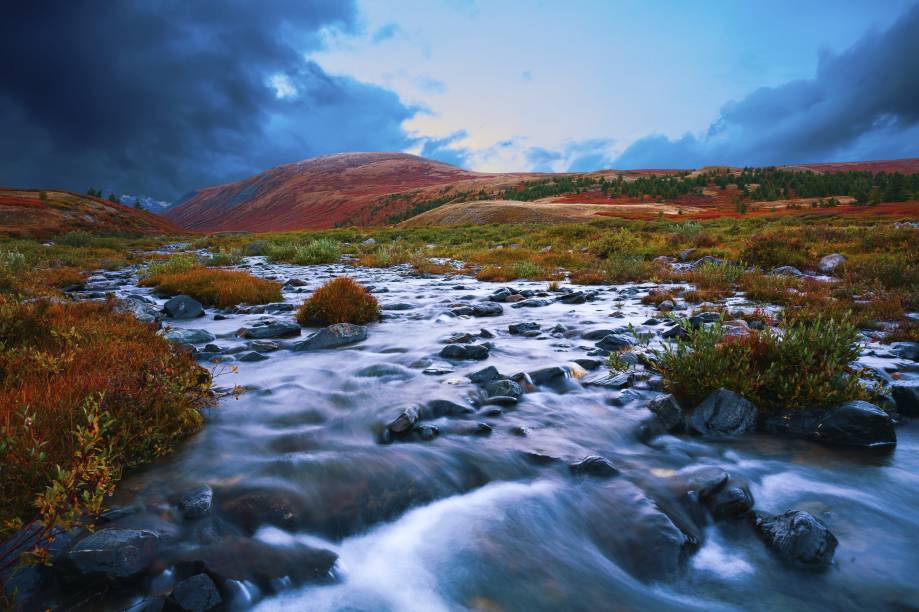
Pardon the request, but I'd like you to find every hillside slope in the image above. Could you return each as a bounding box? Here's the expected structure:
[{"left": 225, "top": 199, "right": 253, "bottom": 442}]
[
  {"left": 167, "top": 152, "right": 544, "bottom": 232},
  {"left": 0, "top": 189, "right": 183, "bottom": 238}
]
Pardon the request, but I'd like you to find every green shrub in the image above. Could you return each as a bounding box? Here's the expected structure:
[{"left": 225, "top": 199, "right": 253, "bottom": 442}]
[
  {"left": 653, "top": 317, "right": 870, "bottom": 411},
  {"left": 590, "top": 228, "right": 642, "bottom": 258},
  {"left": 205, "top": 248, "right": 243, "bottom": 267},
  {"left": 265, "top": 238, "right": 340, "bottom": 265},
  {"left": 143, "top": 253, "right": 200, "bottom": 278}
]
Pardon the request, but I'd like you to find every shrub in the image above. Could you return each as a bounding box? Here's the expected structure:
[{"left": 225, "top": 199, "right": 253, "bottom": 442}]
[
  {"left": 0, "top": 296, "right": 211, "bottom": 549},
  {"left": 143, "top": 253, "right": 200, "bottom": 278},
  {"left": 569, "top": 270, "right": 608, "bottom": 285},
  {"left": 297, "top": 277, "right": 379, "bottom": 325},
  {"left": 590, "top": 228, "right": 642, "bottom": 258},
  {"left": 741, "top": 232, "right": 813, "bottom": 269},
  {"left": 205, "top": 248, "right": 243, "bottom": 267},
  {"left": 602, "top": 255, "right": 654, "bottom": 283},
  {"left": 265, "top": 238, "right": 340, "bottom": 265},
  {"left": 653, "top": 317, "right": 870, "bottom": 412},
  {"left": 141, "top": 268, "right": 282, "bottom": 307}
]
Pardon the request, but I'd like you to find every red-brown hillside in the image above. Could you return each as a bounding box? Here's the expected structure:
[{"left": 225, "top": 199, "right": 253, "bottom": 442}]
[
  {"left": 0, "top": 189, "right": 183, "bottom": 239},
  {"left": 167, "top": 152, "right": 550, "bottom": 232}
]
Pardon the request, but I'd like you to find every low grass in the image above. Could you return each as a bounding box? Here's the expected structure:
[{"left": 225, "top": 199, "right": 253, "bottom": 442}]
[
  {"left": 297, "top": 277, "right": 379, "bottom": 326},
  {"left": 265, "top": 238, "right": 340, "bottom": 265},
  {"left": 205, "top": 248, "right": 243, "bottom": 267},
  {"left": 140, "top": 267, "right": 282, "bottom": 308},
  {"left": 653, "top": 317, "right": 871, "bottom": 411},
  {"left": 0, "top": 296, "right": 211, "bottom": 555}
]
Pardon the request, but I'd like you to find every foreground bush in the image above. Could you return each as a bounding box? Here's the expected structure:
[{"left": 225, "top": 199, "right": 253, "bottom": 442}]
[
  {"left": 653, "top": 317, "right": 870, "bottom": 411},
  {"left": 297, "top": 277, "right": 379, "bottom": 325},
  {"left": 0, "top": 297, "right": 211, "bottom": 559},
  {"left": 141, "top": 267, "right": 282, "bottom": 308}
]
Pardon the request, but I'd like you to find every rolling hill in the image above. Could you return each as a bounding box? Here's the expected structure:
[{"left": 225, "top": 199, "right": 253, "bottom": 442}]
[
  {"left": 0, "top": 189, "right": 183, "bottom": 238},
  {"left": 166, "top": 154, "right": 919, "bottom": 231}
]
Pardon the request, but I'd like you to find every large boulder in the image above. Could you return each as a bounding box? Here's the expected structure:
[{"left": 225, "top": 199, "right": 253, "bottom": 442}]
[
  {"left": 754, "top": 510, "right": 838, "bottom": 568},
  {"left": 292, "top": 323, "right": 367, "bottom": 350},
  {"left": 890, "top": 381, "right": 919, "bottom": 417},
  {"left": 163, "top": 295, "right": 205, "bottom": 319},
  {"left": 116, "top": 295, "right": 163, "bottom": 324},
  {"left": 439, "top": 344, "right": 489, "bottom": 360},
  {"left": 817, "top": 253, "right": 846, "bottom": 274},
  {"left": 59, "top": 529, "right": 158, "bottom": 580},
  {"left": 236, "top": 320, "right": 301, "bottom": 339},
  {"left": 163, "top": 328, "right": 216, "bottom": 345},
  {"left": 472, "top": 303, "right": 503, "bottom": 317},
  {"left": 647, "top": 394, "right": 683, "bottom": 432},
  {"left": 688, "top": 388, "right": 757, "bottom": 436},
  {"left": 815, "top": 400, "right": 896, "bottom": 448},
  {"left": 168, "top": 573, "right": 222, "bottom": 611}
]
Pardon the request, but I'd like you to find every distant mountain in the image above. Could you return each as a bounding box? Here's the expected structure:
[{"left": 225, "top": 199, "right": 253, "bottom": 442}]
[
  {"left": 166, "top": 152, "right": 549, "bottom": 232},
  {"left": 0, "top": 189, "right": 183, "bottom": 238},
  {"left": 165, "top": 153, "right": 919, "bottom": 232},
  {"left": 121, "top": 194, "right": 174, "bottom": 215}
]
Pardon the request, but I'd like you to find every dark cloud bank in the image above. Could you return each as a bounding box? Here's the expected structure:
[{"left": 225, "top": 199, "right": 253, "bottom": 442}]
[
  {"left": 612, "top": 4, "right": 919, "bottom": 170},
  {"left": 0, "top": 1, "right": 419, "bottom": 200}
]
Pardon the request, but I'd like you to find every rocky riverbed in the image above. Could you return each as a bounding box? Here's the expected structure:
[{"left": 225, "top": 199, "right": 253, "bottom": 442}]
[{"left": 10, "top": 254, "right": 919, "bottom": 611}]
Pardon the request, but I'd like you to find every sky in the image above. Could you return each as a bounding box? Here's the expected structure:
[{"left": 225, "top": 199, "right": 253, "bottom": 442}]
[{"left": 1, "top": 0, "right": 918, "bottom": 201}]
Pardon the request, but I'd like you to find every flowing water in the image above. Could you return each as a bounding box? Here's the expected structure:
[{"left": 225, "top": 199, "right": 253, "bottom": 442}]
[{"left": 66, "top": 257, "right": 919, "bottom": 610}]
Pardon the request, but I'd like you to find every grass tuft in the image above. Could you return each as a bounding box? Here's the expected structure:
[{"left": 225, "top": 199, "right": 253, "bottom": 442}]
[
  {"left": 141, "top": 267, "right": 282, "bottom": 307},
  {"left": 297, "top": 277, "right": 379, "bottom": 325}
]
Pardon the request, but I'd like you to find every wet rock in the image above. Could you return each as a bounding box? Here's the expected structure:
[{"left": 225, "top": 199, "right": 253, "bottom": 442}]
[
  {"left": 489, "top": 288, "right": 514, "bottom": 302},
  {"left": 444, "top": 332, "right": 477, "bottom": 344},
  {"left": 704, "top": 480, "right": 754, "bottom": 519},
  {"left": 385, "top": 406, "right": 420, "bottom": 437},
  {"left": 760, "top": 410, "right": 823, "bottom": 439},
  {"left": 472, "top": 303, "right": 503, "bottom": 317},
  {"left": 220, "top": 489, "right": 306, "bottom": 534},
  {"left": 688, "top": 388, "right": 757, "bottom": 436},
  {"left": 440, "top": 344, "right": 489, "bottom": 360},
  {"left": 658, "top": 300, "right": 676, "bottom": 311},
  {"left": 479, "top": 328, "right": 495, "bottom": 339},
  {"left": 572, "top": 358, "right": 604, "bottom": 371},
  {"left": 178, "top": 486, "right": 213, "bottom": 519},
  {"left": 557, "top": 291, "right": 595, "bottom": 304},
  {"left": 527, "top": 365, "right": 568, "bottom": 385},
  {"left": 661, "top": 324, "right": 688, "bottom": 340},
  {"left": 293, "top": 323, "right": 367, "bottom": 350},
  {"left": 248, "top": 339, "right": 280, "bottom": 352},
  {"left": 236, "top": 320, "right": 301, "bottom": 339},
  {"left": 772, "top": 265, "right": 804, "bottom": 277},
  {"left": 484, "top": 395, "right": 517, "bottom": 406},
  {"left": 688, "top": 311, "right": 721, "bottom": 327},
  {"left": 382, "top": 302, "right": 413, "bottom": 311},
  {"left": 168, "top": 573, "right": 222, "bottom": 611},
  {"left": 581, "top": 328, "right": 616, "bottom": 341},
  {"left": 510, "top": 425, "right": 528, "bottom": 436},
  {"left": 481, "top": 406, "right": 503, "bottom": 417},
  {"left": 450, "top": 306, "right": 474, "bottom": 316},
  {"left": 583, "top": 371, "right": 631, "bottom": 389},
  {"left": 468, "top": 365, "right": 501, "bottom": 384},
  {"left": 422, "top": 365, "right": 454, "bottom": 375},
  {"left": 484, "top": 379, "right": 523, "bottom": 399},
  {"left": 815, "top": 400, "right": 896, "bottom": 448},
  {"left": 164, "top": 328, "right": 216, "bottom": 345},
  {"left": 116, "top": 295, "right": 163, "bottom": 324},
  {"left": 264, "top": 302, "right": 297, "bottom": 314},
  {"left": 569, "top": 456, "right": 620, "bottom": 478},
  {"left": 424, "top": 399, "right": 475, "bottom": 418},
  {"left": 891, "top": 381, "right": 919, "bottom": 416},
  {"left": 687, "top": 255, "right": 723, "bottom": 269},
  {"left": 754, "top": 510, "right": 837, "bottom": 568},
  {"left": 414, "top": 424, "right": 440, "bottom": 441},
  {"left": 511, "top": 298, "right": 551, "bottom": 308},
  {"left": 647, "top": 394, "right": 683, "bottom": 432},
  {"left": 237, "top": 351, "right": 269, "bottom": 362},
  {"left": 508, "top": 321, "right": 540, "bottom": 335},
  {"left": 59, "top": 529, "right": 158, "bottom": 580},
  {"left": 891, "top": 341, "right": 919, "bottom": 362},
  {"left": 595, "top": 334, "right": 634, "bottom": 351},
  {"left": 817, "top": 253, "right": 846, "bottom": 274},
  {"left": 163, "top": 295, "right": 204, "bottom": 319}
]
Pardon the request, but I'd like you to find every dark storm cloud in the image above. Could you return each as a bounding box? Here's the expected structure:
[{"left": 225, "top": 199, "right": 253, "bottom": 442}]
[
  {"left": 613, "top": 4, "right": 919, "bottom": 169},
  {"left": 0, "top": 1, "right": 418, "bottom": 200}
]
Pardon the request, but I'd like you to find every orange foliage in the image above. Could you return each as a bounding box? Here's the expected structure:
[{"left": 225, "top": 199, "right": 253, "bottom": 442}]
[
  {"left": 141, "top": 267, "right": 282, "bottom": 308},
  {"left": 297, "top": 277, "right": 379, "bottom": 325}
]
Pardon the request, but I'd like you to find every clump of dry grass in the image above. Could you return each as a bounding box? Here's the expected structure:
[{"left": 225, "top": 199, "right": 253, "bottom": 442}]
[
  {"left": 297, "top": 277, "right": 379, "bottom": 325},
  {"left": 141, "top": 267, "right": 282, "bottom": 307}
]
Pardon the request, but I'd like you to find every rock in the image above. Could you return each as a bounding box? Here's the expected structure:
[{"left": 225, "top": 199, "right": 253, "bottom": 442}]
[
  {"left": 168, "top": 574, "right": 222, "bottom": 611},
  {"left": 817, "top": 253, "right": 846, "bottom": 274},
  {"left": 237, "top": 351, "right": 269, "bottom": 362},
  {"left": 484, "top": 379, "right": 522, "bottom": 399},
  {"left": 385, "top": 406, "right": 420, "bottom": 437},
  {"left": 688, "top": 312, "right": 721, "bottom": 327},
  {"left": 760, "top": 410, "right": 823, "bottom": 439},
  {"left": 687, "top": 255, "right": 723, "bottom": 269},
  {"left": 439, "top": 344, "right": 489, "bottom": 360},
  {"left": 677, "top": 248, "right": 696, "bottom": 261},
  {"left": 688, "top": 388, "right": 757, "bottom": 436},
  {"left": 595, "top": 334, "right": 634, "bottom": 352},
  {"left": 293, "top": 323, "right": 367, "bottom": 350},
  {"left": 527, "top": 366, "right": 568, "bottom": 385},
  {"left": 164, "top": 328, "right": 216, "bottom": 345},
  {"left": 583, "top": 371, "right": 631, "bottom": 389},
  {"left": 248, "top": 339, "right": 280, "bottom": 352},
  {"left": 891, "top": 341, "right": 919, "bottom": 362},
  {"left": 557, "top": 291, "right": 595, "bottom": 304},
  {"left": 572, "top": 358, "right": 604, "bottom": 370},
  {"left": 661, "top": 325, "right": 688, "bottom": 340},
  {"left": 581, "top": 328, "right": 616, "bottom": 341},
  {"left": 658, "top": 300, "right": 676, "bottom": 311},
  {"left": 472, "top": 303, "right": 503, "bottom": 317},
  {"left": 264, "top": 302, "right": 297, "bottom": 314},
  {"left": 754, "top": 510, "right": 837, "bottom": 568},
  {"left": 423, "top": 399, "right": 474, "bottom": 418},
  {"left": 221, "top": 488, "right": 306, "bottom": 534},
  {"left": 444, "top": 332, "right": 477, "bottom": 344},
  {"left": 468, "top": 365, "right": 501, "bottom": 384},
  {"left": 890, "top": 381, "right": 919, "bottom": 416},
  {"left": 59, "top": 529, "right": 158, "bottom": 580},
  {"left": 772, "top": 265, "right": 804, "bottom": 277},
  {"left": 569, "top": 456, "right": 620, "bottom": 478},
  {"left": 116, "top": 295, "right": 163, "bottom": 323},
  {"left": 236, "top": 320, "right": 301, "bottom": 339},
  {"left": 510, "top": 298, "right": 550, "bottom": 308},
  {"left": 163, "top": 295, "right": 205, "bottom": 319},
  {"left": 178, "top": 486, "right": 213, "bottom": 519},
  {"left": 361, "top": 237, "right": 377, "bottom": 247},
  {"left": 382, "top": 303, "right": 413, "bottom": 311},
  {"left": 815, "top": 400, "right": 896, "bottom": 448},
  {"left": 647, "top": 394, "right": 683, "bottom": 432},
  {"left": 484, "top": 395, "right": 518, "bottom": 406},
  {"left": 704, "top": 481, "right": 754, "bottom": 519},
  {"left": 508, "top": 322, "right": 540, "bottom": 335}
]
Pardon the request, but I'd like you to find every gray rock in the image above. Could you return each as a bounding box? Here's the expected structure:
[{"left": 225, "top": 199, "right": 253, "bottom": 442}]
[
  {"left": 772, "top": 265, "right": 804, "bottom": 277},
  {"left": 890, "top": 381, "right": 919, "bottom": 416},
  {"left": 440, "top": 344, "right": 489, "bottom": 360},
  {"left": 647, "top": 394, "right": 683, "bottom": 432},
  {"left": 116, "top": 295, "right": 163, "bottom": 323},
  {"left": 236, "top": 320, "right": 301, "bottom": 339},
  {"left": 527, "top": 366, "right": 568, "bottom": 385},
  {"left": 472, "top": 303, "right": 504, "bottom": 317},
  {"left": 248, "top": 339, "right": 280, "bottom": 352},
  {"left": 815, "top": 400, "right": 896, "bottom": 448},
  {"left": 569, "top": 456, "right": 620, "bottom": 478},
  {"left": 817, "top": 253, "right": 846, "bottom": 274},
  {"left": 595, "top": 334, "right": 634, "bottom": 352},
  {"left": 468, "top": 365, "right": 501, "bottom": 383},
  {"left": 164, "top": 328, "right": 216, "bottom": 345},
  {"left": 168, "top": 573, "right": 222, "bottom": 611},
  {"left": 511, "top": 298, "right": 551, "bottom": 308},
  {"left": 386, "top": 406, "right": 420, "bottom": 437},
  {"left": 509, "top": 322, "right": 540, "bottom": 335},
  {"left": 689, "top": 388, "right": 757, "bottom": 436},
  {"left": 293, "top": 323, "right": 367, "bottom": 350},
  {"left": 60, "top": 529, "right": 158, "bottom": 580},
  {"left": 163, "top": 295, "right": 204, "bottom": 319},
  {"left": 891, "top": 341, "right": 919, "bottom": 362},
  {"left": 178, "top": 486, "right": 213, "bottom": 519},
  {"left": 583, "top": 371, "right": 631, "bottom": 389},
  {"left": 484, "top": 379, "right": 523, "bottom": 399},
  {"left": 754, "top": 510, "right": 837, "bottom": 568},
  {"left": 237, "top": 351, "right": 269, "bottom": 362}
]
